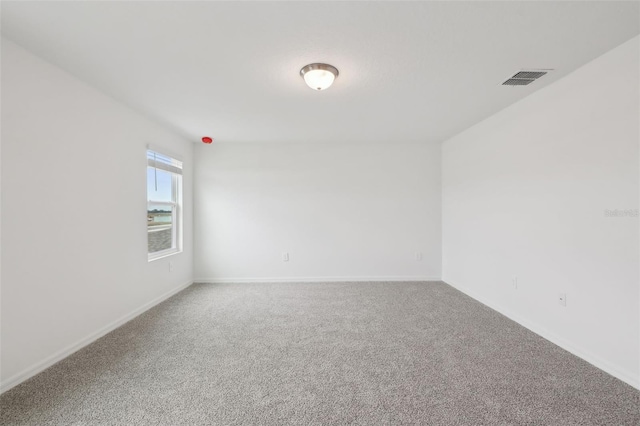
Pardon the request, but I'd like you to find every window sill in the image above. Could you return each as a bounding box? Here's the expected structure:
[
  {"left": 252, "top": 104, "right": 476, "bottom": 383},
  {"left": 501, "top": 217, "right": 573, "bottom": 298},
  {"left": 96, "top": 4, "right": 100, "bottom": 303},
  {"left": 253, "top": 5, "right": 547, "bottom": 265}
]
[{"left": 148, "top": 248, "right": 182, "bottom": 262}]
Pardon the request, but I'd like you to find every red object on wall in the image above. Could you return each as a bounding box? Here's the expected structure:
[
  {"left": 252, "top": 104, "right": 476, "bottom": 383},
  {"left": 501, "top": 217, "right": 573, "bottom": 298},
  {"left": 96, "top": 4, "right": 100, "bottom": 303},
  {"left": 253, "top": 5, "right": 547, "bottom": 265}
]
[{"left": 202, "top": 136, "right": 213, "bottom": 144}]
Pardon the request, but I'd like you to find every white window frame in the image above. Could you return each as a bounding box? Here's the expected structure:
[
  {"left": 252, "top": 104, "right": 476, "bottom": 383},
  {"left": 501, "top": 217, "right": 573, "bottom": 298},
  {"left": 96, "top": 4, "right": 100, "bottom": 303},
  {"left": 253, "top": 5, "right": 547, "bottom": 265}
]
[{"left": 147, "top": 150, "right": 183, "bottom": 261}]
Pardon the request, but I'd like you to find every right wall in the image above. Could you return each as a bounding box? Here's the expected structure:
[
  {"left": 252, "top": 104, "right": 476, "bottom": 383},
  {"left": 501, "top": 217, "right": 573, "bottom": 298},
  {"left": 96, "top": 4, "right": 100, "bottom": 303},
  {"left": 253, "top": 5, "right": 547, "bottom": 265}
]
[{"left": 442, "top": 36, "right": 639, "bottom": 388}]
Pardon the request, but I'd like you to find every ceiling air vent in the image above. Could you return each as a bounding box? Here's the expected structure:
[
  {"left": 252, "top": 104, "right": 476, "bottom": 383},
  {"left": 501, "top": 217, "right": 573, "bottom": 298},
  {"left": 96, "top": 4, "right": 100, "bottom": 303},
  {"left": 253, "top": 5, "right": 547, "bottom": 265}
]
[{"left": 502, "top": 70, "right": 551, "bottom": 86}]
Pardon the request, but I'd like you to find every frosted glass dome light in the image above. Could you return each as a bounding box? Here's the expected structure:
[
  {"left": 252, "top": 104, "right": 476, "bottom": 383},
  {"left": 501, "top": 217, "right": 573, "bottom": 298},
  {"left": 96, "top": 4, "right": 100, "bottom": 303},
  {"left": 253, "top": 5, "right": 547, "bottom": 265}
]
[{"left": 300, "top": 63, "right": 339, "bottom": 91}]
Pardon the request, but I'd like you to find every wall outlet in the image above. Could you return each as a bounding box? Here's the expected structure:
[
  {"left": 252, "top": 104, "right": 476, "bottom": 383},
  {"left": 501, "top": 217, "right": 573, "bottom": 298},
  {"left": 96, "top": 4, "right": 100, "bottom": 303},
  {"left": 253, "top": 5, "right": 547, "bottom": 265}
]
[
  {"left": 282, "top": 252, "right": 289, "bottom": 262},
  {"left": 512, "top": 276, "right": 518, "bottom": 289},
  {"left": 415, "top": 252, "right": 423, "bottom": 261},
  {"left": 169, "top": 261, "right": 174, "bottom": 272},
  {"left": 558, "top": 293, "right": 567, "bottom": 307}
]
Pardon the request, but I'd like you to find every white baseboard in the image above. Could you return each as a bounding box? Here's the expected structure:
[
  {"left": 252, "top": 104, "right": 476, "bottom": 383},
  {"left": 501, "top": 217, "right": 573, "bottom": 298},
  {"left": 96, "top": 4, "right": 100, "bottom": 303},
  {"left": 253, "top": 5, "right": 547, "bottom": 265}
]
[
  {"left": 194, "top": 276, "right": 442, "bottom": 283},
  {"left": 444, "top": 279, "right": 639, "bottom": 390},
  {"left": 0, "top": 280, "right": 194, "bottom": 395}
]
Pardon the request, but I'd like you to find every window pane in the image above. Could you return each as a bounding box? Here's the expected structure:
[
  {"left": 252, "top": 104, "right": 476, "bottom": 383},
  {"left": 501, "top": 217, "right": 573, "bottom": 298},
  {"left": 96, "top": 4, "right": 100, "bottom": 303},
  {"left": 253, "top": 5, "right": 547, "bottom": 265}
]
[
  {"left": 147, "top": 167, "right": 173, "bottom": 202},
  {"left": 148, "top": 203, "right": 174, "bottom": 253},
  {"left": 146, "top": 150, "right": 181, "bottom": 259}
]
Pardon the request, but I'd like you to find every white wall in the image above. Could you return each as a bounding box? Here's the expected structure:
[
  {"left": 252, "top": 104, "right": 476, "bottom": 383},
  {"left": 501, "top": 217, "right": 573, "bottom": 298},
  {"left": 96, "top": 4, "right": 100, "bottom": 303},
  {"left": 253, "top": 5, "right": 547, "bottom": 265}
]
[
  {"left": 194, "top": 142, "right": 441, "bottom": 282},
  {"left": 442, "top": 36, "right": 639, "bottom": 388},
  {"left": 0, "top": 39, "right": 194, "bottom": 392}
]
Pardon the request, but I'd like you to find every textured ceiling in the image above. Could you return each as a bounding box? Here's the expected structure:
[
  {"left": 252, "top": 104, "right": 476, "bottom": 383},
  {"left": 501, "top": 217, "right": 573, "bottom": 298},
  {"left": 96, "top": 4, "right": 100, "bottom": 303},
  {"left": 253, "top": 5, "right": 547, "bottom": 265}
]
[{"left": 2, "top": 1, "right": 639, "bottom": 144}]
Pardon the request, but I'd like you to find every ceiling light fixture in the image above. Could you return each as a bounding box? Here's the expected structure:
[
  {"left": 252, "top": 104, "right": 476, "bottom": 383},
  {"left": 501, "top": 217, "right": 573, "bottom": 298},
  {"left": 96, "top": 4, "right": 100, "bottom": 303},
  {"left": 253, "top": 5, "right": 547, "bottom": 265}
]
[{"left": 300, "top": 63, "right": 339, "bottom": 91}]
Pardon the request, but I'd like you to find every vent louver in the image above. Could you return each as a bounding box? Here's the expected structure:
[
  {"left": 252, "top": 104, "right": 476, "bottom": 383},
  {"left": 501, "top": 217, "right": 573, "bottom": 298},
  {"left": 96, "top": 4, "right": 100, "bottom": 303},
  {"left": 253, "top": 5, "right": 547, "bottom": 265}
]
[
  {"left": 503, "top": 78, "right": 534, "bottom": 86},
  {"left": 502, "top": 70, "right": 550, "bottom": 86}
]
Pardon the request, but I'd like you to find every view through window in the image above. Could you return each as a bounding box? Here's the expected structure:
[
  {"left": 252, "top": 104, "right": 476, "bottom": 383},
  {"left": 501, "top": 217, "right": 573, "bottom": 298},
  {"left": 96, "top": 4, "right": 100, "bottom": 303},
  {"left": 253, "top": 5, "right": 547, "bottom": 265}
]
[{"left": 147, "top": 150, "right": 182, "bottom": 259}]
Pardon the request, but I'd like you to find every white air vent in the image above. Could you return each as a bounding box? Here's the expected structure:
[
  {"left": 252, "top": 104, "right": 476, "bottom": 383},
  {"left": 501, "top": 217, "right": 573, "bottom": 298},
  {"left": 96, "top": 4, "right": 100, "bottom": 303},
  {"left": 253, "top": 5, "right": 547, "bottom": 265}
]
[{"left": 502, "top": 70, "right": 551, "bottom": 86}]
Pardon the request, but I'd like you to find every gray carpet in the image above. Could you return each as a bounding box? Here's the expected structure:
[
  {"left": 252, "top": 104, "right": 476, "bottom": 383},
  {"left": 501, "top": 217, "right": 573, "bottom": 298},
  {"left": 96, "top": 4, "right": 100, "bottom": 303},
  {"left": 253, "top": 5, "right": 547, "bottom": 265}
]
[{"left": 1, "top": 281, "right": 638, "bottom": 425}]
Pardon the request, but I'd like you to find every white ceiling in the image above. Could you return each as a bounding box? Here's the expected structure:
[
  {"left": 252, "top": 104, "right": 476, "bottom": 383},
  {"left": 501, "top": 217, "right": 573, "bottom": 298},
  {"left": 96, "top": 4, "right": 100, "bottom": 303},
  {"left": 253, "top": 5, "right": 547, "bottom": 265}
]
[{"left": 2, "top": 1, "right": 638, "bottom": 144}]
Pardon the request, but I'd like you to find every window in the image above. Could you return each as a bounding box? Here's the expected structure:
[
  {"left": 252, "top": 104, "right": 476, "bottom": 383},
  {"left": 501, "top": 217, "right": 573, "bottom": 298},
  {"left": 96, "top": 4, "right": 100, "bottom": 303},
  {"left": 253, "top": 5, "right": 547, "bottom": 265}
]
[{"left": 147, "top": 150, "right": 182, "bottom": 260}]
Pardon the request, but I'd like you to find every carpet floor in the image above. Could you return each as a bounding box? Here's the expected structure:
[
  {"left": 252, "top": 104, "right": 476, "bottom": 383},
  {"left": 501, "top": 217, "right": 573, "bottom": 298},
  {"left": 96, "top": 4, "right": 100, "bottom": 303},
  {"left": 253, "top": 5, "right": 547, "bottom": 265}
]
[{"left": 1, "top": 281, "right": 638, "bottom": 425}]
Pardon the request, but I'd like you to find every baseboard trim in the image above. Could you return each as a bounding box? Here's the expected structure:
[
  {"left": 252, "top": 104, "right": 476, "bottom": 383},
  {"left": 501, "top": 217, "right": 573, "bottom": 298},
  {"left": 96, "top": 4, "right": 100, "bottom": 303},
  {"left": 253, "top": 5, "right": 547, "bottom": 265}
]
[
  {"left": 444, "top": 279, "right": 639, "bottom": 390},
  {"left": 194, "top": 276, "right": 441, "bottom": 283},
  {"left": 0, "top": 280, "right": 194, "bottom": 395}
]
